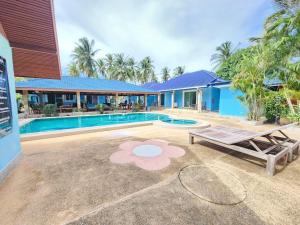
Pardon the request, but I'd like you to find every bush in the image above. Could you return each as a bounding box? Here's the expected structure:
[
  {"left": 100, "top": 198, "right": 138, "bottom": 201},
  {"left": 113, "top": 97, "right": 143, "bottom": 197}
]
[
  {"left": 132, "top": 103, "right": 140, "bottom": 112},
  {"left": 42, "top": 104, "right": 58, "bottom": 117},
  {"left": 96, "top": 104, "right": 104, "bottom": 114},
  {"left": 264, "top": 92, "right": 288, "bottom": 122},
  {"left": 287, "top": 113, "right": 300, "bottom": 123},
  {"left": 72, "top": 108, "right": 82, "bottom": 112}
]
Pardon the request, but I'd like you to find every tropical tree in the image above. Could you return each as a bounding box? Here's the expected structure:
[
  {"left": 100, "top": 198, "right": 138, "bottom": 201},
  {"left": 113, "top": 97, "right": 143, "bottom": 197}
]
[
  {"left": 173, "top": 66, "right": 185, "bottom": 77},
  {"left": 110, "top": 53, "right": 129, "bottom": 81},
  {"left": 138, "top": 56, "right": 155, "bottom": 84},
  {"left": 68, "top": 63, "right": 80, "bottom": 77},
  {"left": 262, "top": 0, "right": 300, "bottom": 112},
  {"left": 96, "top": 58, "right": 106, "bottom": 78},
  {"left": 216, "top": 47, "right": 253, "bottom": 80},
  {"left": 211, "top": 41, "right": 235, "bottom": 70},
  {"left": 127, "top": 57, "right": 137, "bottom": 83},
  {"left": 70, "top": 37, "right": 99, "bottom": 77},
  {"left": 161, "top": 67, "right": 171, "bottom": 82},
  {"left": 103, "top": 53, "right": 114, "bottom": 79},
  {"left": 232, "top": 46, "right": 270, "bottom": 121}
]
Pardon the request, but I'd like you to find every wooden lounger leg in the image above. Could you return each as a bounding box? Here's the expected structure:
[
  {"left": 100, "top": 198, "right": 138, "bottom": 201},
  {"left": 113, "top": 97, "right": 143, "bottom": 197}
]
[
  {"left": 266, "top": 155, "right": 276, "bottom": 176},
  {"left": 189, "top": 134, "right": 194, "bottom": 144}
]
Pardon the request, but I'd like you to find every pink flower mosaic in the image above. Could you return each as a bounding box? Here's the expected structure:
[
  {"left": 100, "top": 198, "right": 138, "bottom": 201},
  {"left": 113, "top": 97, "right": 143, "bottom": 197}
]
[{"left": 110, "top": 139, "right": 185, "bottom": 171}]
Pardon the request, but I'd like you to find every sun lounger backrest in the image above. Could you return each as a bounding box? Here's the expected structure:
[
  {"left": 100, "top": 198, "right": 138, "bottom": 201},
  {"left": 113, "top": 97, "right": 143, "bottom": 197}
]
[
  {"left": 256, "top": 122, "right": 297, "bottom": 137},
  {"left": 189, "top": 126, "right": 259, "bottom": 145},
  {"left": 189, "top": 123, "right": 297, "bottom": 145}
]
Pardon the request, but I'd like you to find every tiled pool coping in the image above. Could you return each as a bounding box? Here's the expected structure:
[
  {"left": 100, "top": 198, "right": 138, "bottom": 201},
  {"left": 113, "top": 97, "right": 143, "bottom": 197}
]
[{"left": 20, "top": 121, "right": 153, "bottom": 142}]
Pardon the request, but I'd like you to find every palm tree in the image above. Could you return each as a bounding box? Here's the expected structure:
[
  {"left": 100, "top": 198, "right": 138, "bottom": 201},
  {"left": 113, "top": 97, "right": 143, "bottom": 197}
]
[
  {"left": 138, "top": 56, "right": 155, "bottom": 84},
  {"left": 68, "top": 63, "right": 80, "bottom": 77},
  {"left": 111, "top": 53, "right": 129, "bottom": 81},
  {"left": 127, "top": 57, "right": 137, "bottom": 83},
  {"left": 104, "top": 53, "right": 114, "bottom": 79},
  {"left": 263, "top": 0, "right": 300, "bottom": 113},
  {"left": 173, "top": 66, "right": 185, "bottom": 77},
  {"left": 210, "top": 41, "right": 234, "bottom": 70},
  {"left": 161, "top": 67, "right": 170, "bottom": 82},
  {"left": 96, "top": 58, "right": 106, "bottom": 78},
  {"left": 71, "top": 37, "right": 99, "bottom": 77}
]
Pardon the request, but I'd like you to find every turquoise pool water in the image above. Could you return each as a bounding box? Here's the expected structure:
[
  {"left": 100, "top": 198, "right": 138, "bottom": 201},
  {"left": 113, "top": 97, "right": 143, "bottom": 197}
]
[
  {"left": 20, "top": 113, "right": 197, "bottom": 134},
  {"left": 161, "top": 118, "right": 197, "bottom": 125}
]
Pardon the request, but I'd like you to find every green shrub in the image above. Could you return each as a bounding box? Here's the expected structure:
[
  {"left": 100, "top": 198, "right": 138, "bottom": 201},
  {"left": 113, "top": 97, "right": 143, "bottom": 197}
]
[
  {"left": 96, "top": 104, "right": 104, "bottom": 114},
  {"left": 264, "top": 92, "right": 288, "bottom": 122},
  {"left": 42, "top": 104, "right": 58, "bottom": 117},
  {"left": 72, "top": 108, "right": 82, "bottom": 112},
  {"left": 132, "top": 103, "right": 140, "bottom": 112},
  {"left": 287, "top": 113, "right": 300, "bottom": 123}
]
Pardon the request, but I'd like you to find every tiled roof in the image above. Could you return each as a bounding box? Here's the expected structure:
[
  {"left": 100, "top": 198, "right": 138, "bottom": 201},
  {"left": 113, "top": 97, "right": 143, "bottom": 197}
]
[
  {"left": 16, "top": 76, "right": 157, "bottom": 93},
  {"left": 142, "top": 70, "right": 230, "bottom": 91}
]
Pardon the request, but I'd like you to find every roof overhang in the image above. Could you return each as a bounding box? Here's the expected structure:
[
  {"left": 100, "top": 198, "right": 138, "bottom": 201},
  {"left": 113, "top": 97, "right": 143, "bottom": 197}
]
[
  {"left": 158, "top": 82, "right": 231, "bottom": 92},
  {"left": 15, "top": 87, "right": 158, "bottom": 95},
  {"left": 0, "top": 0, "right": 61, "bottom": 79}
]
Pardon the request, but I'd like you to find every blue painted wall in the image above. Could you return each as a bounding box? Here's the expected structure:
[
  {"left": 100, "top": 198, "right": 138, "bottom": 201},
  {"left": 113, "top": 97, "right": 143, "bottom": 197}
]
[
  {"left": 219, "top": 87, "right": 247, "bottom": 117},
  {"left": 147, "top": 95, "right": 157, "bottom": 107},
  {"left": 201, "top": 87, "right": 220, "bottom": 111},
  {"left": 174, "top": 90, "right": 183, "bottom": 108},
  {"left": 0, "top": 35, "right": 21, "bottom": 174},
  {"left": 164, "top": 91, "right": 172, "bottom": 108}
]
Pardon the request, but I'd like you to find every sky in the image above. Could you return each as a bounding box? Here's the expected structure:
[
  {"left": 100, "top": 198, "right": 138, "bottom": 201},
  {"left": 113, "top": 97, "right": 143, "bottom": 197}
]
[{"left": 54, "top": 0, "right": 275, "bottom": 77}]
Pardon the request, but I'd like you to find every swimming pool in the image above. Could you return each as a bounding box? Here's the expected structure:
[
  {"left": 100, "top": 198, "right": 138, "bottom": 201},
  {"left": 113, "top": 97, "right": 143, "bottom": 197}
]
[{"left": 20, "top": 113, "right": 197, "bottom": 134}]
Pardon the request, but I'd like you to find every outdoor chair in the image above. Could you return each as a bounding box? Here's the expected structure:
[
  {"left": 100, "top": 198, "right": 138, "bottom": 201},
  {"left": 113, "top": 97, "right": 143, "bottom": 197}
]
[
  {"left": 59, "top": 102, "right": 73, "bottom": 113},
  {"left": 189, "top": 123, "right": 299, "bottom": 176}
]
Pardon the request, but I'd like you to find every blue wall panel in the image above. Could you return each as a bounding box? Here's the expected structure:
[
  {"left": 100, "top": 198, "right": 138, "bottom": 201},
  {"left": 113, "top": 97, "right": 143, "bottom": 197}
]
[
  {"left": 164, "top": 92, "right": 172, "bottom": 108},
  {"left": 147, "top": 95, "right": 157, "bottom": 107},
  {"left": 0, "top": 35, "right": 21, "bottom": 174},
  {"left": 219, "top": 87, "right": 247, "bottom": 117},
  {"left": 174, "top": 90, "right": 183, "bottom": 108}
]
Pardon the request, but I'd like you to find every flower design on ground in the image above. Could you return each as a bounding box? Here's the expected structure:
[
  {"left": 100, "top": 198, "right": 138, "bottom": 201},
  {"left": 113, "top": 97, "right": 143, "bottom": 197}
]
[{"left": 110, "top": 139, "right": 185, "bottom": 171}]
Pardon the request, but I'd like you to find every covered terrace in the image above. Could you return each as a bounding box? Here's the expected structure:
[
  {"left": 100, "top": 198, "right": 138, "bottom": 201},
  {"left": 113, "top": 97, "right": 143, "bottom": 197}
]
[{"left": 16, "top": 76, "right": 159, "bottom": 114}]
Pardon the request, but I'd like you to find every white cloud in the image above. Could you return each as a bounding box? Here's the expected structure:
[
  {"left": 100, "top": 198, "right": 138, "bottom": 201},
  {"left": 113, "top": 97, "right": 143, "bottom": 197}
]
[{"left": 54, "top": 0, "right": 274, "bottom": 77}]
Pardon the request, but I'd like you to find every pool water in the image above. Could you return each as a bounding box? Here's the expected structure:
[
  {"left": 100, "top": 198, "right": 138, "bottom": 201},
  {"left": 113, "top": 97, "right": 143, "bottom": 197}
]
[
  {"left": 161, "top": 119, "right": 197, "bottom": 125},
  {"left": 20, "top": 113, "right": 197, "bottom": 134}
]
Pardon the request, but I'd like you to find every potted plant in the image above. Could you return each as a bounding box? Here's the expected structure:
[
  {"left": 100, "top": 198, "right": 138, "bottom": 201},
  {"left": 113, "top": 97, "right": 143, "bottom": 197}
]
[
  {"left": 42, "top": 104, "right": 58, "bottom": 117},
  {"left": 72, "top": 108, "right": 83, "bottom": 116},
  {"left": 96, "top": 104, "right": 104, "bottom": 114}
]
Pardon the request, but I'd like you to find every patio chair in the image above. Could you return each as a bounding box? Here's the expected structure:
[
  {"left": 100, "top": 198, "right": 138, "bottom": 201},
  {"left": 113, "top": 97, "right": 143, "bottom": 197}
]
[{"left": 189, "top": 123, "right": 299, "bottom": 176}]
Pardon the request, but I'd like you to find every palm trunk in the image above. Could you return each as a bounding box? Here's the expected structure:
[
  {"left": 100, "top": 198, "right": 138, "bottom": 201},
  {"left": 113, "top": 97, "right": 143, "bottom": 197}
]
[{"left": 284, "top": 89, "right": 295, "bottom": 114}]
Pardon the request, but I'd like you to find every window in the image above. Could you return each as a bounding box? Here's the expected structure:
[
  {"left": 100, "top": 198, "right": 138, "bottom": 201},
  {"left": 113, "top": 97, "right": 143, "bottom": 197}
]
[
  {"left": 0, "top": 56, "right": 12, "bottom": 137},
  {"left": 183, "top": 91, "right": 196, "bottom": 108},
  {"left": 65, "top": 94, "right": 74, "bottom": 101}
]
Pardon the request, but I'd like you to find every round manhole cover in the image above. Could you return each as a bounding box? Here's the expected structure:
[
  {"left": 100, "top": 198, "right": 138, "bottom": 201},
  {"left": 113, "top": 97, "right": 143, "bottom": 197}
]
[{"left": 178, "top": 165, "right": 247, "bottom": 205}]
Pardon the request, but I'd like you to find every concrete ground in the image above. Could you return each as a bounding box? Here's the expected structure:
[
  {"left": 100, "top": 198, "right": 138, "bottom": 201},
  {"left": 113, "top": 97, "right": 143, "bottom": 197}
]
[{"left": 1, "top": 110, "right": 300, "bottom": 225}]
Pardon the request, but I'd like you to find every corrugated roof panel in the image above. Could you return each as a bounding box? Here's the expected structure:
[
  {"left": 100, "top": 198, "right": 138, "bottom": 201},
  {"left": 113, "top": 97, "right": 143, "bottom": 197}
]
[
  {"left": 141, "top": 70, "right": 230, "bottom": 91},
  {"left": 16, "top": 76, "right": 158, "bottom": 93}
]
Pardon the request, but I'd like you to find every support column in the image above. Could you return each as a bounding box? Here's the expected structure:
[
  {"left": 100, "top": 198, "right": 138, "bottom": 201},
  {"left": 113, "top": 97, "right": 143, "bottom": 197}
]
[
  {"left": 144, "top": 94, "right": 148, "bottom": 109},
  {"left": 38, "top": 93, "right": 43, "bottom": 106},
  {"left": 157, "top": 94, "right": 161, "bottom": 108},
  {"left": 76, "top": 91, "right": 81, "bottom": 110},
  {"left": 197, "top": 88, "right": 203, "bottom": 113},
  {"left": 171, "top": 91, "right": 175, "bottom": 109},
  {"left": 115, "top": 93, "right": 118, "bottom": 107},
  {"left": 22, "top": 90, "right": 29, "bottom": 114}
]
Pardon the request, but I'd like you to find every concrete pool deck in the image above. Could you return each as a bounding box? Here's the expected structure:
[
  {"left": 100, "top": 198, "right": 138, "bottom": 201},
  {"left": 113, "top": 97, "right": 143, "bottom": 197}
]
[{"left": 1, "top": 110, "right": 300, "bottom": 225}]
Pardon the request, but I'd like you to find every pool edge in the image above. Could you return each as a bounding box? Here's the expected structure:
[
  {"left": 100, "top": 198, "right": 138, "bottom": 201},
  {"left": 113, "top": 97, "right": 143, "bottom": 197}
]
[{"left": 21, "top": 121, "right": 153, "bottom": 142}]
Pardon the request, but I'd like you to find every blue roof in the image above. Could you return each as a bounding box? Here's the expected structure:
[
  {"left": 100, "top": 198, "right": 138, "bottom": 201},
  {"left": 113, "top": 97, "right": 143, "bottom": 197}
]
[
  {"left": 16, "top": 76, "right": 157, "bottom": 93},
  {"left": 264, "top": 77, "right": 283, "bottom": 86},
  {"left": 141, "top": 70, "right": 230, "bottom": 91}
]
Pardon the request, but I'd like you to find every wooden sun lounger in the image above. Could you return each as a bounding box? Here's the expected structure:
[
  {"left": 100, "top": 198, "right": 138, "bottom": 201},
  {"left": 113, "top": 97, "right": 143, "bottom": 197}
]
[{"left": 189, "top": 123, "right": 299, "bottom": 176}]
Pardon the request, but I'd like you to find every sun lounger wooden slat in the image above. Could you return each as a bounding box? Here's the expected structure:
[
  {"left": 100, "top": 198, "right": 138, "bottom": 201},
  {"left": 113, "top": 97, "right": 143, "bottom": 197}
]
[{"left": 189, "top": 123, "right": 299, "bottom": 176}]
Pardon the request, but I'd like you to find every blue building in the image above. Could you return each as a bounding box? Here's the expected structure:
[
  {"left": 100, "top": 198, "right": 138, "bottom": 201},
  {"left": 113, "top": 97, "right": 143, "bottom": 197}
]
[
  {"left": 0, "top": 0, "right": 61, "bottom": 181},
  {"left": 142, "top": 70, "right": 247, "bottom": 117},
  {"left": 16, "top": 76, "right": 159, "bottom": 112}
]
